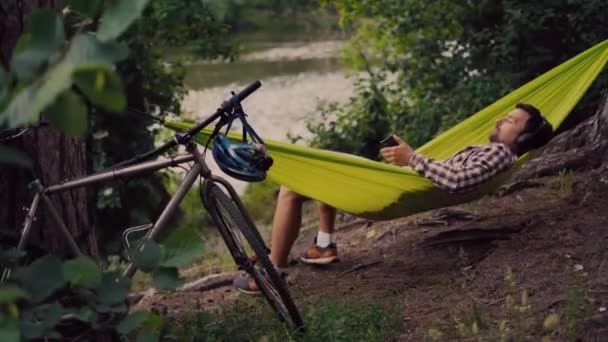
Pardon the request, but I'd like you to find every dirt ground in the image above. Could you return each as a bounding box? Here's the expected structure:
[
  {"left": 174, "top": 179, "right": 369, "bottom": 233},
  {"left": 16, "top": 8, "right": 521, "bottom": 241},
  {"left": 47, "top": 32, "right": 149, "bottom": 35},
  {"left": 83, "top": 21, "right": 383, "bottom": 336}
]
[{"left": 144, "top": 165, "right": 608, "bottom": 340}]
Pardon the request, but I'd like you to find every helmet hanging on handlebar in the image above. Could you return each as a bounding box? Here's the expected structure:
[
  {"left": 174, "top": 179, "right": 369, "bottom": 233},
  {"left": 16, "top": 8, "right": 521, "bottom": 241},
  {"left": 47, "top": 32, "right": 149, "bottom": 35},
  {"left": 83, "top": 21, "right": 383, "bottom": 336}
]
[{"left": 211, "top": 104, "right": 273, "bottom": 182}]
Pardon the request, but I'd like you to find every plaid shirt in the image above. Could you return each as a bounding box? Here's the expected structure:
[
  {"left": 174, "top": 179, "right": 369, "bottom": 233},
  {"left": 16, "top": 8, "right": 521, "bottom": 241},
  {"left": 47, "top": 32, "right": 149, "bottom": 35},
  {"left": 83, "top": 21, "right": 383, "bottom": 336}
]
[{"left": 408, "top": 143, "right": 517, "bottom": 193}]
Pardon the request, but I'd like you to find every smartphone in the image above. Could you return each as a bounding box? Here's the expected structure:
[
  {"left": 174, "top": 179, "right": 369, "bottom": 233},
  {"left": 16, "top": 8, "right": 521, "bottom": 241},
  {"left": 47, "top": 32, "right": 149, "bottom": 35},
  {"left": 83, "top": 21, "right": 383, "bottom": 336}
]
[{"left": 379, "top": 135, "right": 398, "bottom": 148}]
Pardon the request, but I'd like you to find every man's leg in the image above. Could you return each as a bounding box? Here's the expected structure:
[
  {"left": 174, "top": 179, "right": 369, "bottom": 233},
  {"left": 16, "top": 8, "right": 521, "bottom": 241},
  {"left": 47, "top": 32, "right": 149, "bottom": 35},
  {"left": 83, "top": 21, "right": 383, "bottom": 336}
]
[
  {"left": 269, "top": 186, "right": 306, "bottom": 268},
  {"left": 316, "top": 201, "right": 336, "bottom": 240},
  {"left": 301, "top": 202, "right": 338, "bottom": 264},
  {"left": 234, "top": 186, "right": 304, "bottom": 294}
]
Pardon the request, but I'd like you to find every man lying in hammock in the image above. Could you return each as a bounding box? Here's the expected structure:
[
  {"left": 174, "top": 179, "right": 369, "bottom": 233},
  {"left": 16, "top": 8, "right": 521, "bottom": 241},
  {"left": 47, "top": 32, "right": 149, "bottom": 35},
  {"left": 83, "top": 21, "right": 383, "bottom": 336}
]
[{"left": 234, "top": 103, "right": 553, "bottom": 294}]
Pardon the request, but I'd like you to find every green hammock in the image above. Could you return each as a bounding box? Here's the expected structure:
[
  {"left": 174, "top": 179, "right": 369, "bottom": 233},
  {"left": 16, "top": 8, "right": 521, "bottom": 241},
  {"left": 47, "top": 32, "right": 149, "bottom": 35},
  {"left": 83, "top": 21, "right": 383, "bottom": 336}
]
[{"left": 166, "top": 39, "right": 608, "bottom": 220}]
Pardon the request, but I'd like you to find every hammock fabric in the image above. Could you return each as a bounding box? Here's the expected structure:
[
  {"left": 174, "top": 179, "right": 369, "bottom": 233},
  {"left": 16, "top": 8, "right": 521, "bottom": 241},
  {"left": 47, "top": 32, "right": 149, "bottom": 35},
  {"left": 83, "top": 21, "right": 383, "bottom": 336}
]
[{"left": 166, "top": 39, "right": 608, "bottom": 220}]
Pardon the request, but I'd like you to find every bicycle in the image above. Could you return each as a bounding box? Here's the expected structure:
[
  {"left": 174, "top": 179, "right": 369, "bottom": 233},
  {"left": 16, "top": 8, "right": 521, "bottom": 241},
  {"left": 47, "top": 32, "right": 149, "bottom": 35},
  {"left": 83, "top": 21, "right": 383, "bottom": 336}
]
[{"left": 1, "top": 81, "right": 304, "bottom": 329}]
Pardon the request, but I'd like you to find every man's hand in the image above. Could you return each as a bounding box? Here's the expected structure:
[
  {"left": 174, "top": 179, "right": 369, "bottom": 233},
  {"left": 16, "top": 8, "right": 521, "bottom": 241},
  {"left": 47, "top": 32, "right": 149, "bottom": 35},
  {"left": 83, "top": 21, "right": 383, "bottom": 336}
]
[{"left": 380, "top": 135, "right": 414, "bottom": 166}]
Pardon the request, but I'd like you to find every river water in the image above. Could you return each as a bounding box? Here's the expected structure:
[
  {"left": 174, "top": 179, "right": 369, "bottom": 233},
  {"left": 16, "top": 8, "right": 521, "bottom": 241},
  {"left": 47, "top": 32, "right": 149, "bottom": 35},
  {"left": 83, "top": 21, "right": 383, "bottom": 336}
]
[{"left": 181, "top": 40, "right": 354, "bottom": 192}]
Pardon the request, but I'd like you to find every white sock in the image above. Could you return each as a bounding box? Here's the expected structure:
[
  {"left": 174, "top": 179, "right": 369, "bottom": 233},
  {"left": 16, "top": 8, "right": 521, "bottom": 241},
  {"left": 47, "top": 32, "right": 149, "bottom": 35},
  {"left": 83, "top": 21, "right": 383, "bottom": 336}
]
[{"left": 316, "top": 231, "right": 334, "bottom": 248}]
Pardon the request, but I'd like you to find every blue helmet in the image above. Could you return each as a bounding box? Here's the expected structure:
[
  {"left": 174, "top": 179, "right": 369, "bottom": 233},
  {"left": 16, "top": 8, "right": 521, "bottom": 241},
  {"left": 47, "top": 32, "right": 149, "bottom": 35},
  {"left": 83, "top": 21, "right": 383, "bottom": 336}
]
[{"left": 212, "top": 134, "right": 273, "bottom": 182}]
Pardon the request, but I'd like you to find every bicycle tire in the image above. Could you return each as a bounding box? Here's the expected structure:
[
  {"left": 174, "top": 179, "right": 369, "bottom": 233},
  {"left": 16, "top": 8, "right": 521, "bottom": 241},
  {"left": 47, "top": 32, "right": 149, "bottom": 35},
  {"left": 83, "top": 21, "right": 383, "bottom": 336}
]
[{"left": 203, "top": 183, "right": 304, "bottom": 330}]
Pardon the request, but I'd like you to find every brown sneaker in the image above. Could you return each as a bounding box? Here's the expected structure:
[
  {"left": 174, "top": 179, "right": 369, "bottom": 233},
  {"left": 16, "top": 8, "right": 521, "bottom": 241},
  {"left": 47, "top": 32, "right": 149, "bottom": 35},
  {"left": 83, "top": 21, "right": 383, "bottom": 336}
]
[
  {"left": 233, "top": 267, "right": 285, "bottom": 296},
  {"left": 300, "top": 239, "right": 338, "bottom": 265},
  {"left": 232, "top": 272, "right": 260, "bottom": 295}
]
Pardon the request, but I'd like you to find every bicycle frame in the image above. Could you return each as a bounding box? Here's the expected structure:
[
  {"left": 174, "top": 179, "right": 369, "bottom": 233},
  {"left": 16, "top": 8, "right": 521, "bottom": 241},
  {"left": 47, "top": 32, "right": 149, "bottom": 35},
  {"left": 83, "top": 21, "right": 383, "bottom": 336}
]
[
  {"left": 2, "top": 142, "right": 223, "bottom": 282},
  {"left": 2, "top": 80, "right": 266, "bottom": 285}
]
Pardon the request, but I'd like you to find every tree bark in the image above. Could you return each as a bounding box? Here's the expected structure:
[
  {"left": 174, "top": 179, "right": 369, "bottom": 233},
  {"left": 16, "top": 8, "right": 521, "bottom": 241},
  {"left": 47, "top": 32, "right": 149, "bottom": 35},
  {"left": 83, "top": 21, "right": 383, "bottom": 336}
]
[{"left": 0, "top": 0, "right": 100, "bottom": 258}]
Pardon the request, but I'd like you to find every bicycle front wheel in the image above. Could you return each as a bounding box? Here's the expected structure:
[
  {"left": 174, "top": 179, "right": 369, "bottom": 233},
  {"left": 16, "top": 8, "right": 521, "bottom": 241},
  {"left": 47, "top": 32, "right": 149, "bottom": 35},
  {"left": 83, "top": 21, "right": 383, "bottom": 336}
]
[{"left": 202, "top": 182, "right": 304, "bottom": 330}]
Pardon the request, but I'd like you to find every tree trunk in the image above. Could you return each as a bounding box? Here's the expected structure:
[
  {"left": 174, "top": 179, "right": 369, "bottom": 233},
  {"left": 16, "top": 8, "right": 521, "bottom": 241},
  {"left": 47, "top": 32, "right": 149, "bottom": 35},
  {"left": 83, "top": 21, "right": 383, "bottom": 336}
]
[{"left": 0, "top": 0, "right": 100, "bottom": 258}]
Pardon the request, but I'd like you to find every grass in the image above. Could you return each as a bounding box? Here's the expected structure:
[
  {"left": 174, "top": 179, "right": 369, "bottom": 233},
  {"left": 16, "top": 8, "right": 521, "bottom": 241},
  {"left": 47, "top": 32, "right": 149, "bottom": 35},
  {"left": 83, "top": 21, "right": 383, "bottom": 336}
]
[
  {"left": 167, "top": 295, "right": 401, "bottom": 341},
  {"left": 547, "top": 169, "right": 576, "bottom": 198},
  {"left": 424, "top": 267, "right": 593, "bottom": 341}
]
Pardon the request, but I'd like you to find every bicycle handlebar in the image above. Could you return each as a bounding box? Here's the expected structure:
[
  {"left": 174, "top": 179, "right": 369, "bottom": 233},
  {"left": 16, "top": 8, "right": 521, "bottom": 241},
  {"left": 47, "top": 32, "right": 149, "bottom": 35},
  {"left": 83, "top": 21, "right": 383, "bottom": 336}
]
[
  {"left": 110, "top": 81, "right": 262, "bottom": 169},
  {"left": 183, "top": 80, "right": 262, "bottom": 140},
  {"left": 220, "top": 80, "right": 261, "bottom": 110}
]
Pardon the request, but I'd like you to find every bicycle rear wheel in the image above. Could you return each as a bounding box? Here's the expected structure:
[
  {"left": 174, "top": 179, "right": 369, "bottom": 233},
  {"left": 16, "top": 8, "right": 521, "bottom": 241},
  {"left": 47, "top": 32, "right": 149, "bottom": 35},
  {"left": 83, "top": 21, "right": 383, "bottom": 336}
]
[{"left": 202, "top": 182, "right": 304, "bottom": 330}]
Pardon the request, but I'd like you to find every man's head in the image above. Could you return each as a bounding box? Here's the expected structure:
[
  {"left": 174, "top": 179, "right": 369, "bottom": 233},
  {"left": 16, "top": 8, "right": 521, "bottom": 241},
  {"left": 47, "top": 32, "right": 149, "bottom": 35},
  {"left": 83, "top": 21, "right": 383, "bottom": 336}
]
[{"left": 489, "top": 103, "right": 553, "bottom": 155}]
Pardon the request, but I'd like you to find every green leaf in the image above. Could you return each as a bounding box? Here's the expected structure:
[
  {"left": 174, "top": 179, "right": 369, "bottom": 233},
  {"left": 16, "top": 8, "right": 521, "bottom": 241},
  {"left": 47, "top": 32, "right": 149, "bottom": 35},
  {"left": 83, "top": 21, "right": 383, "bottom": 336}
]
[
  {"left": 66, "top": 34, "right": 129, "bottom": 67},
  {"left": 0, "top": 145, "right": 32, "bottom": 168},
  {"left": 46, "top": 91, "right": 88, "bottom": 137},
  {"left": 129, "top": 240, "right": 162, "bottom": 272},
  {"left": 63, "top": 306, "right": 98, "bottom": 323},
  {"left": 0, "top": 248, "right": 25, "bottom": 266},
  {"left": 11, "top": 9, "right": 65, "bottom": 78},
  {"left": 2, "top": 35, "right": 127, "bottom": 127},
  {"left": 97, "top": 0, "right": 151, "bottom": 42},
  {"left": 152, "top": 267, "right": 183, "bottom": 290},
  {"left": 0, "top": 314, "right": 19, "bottom": 342},
  {"left": 160, "top": 228, "right": 205, "bottom": 268},
  {"left": 0, "top": 68, "right": 7, "bottom": 101},
  {"left": 74, "top": 67, "right": 126, "bottom": 112},
  {"left": 96, "top": 273, "right": 128, "bottom": 306},
  {"left": 117, "top": 311, "right": 151, "bottom": 335},
  {"left": 137, "top": 329, "right": 160, "bottom": 342},
  {"left": 0, "top": 286, "right": 28, "bottom": 304},
  {"left": 2, "top": 61, "right": 72, "bottom": 127},
  {"left": 63, "top": 256, "right": 102, "bottom": 288},
  {"left": 13, "top": 255, "right": 66, "bottom": 303},
  {"left": 65, "top": 0, "right": 102, "bottom": 17},
  {"left": 19, "top": 303, "right": 63, "bottom": 339}
]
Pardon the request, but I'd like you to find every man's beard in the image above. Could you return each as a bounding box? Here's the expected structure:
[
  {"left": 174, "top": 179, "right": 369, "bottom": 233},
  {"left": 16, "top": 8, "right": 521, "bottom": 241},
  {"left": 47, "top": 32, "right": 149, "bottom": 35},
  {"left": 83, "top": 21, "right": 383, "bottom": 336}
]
[{"left": 489, "top": 131, "right": 499, "bottom": 143}]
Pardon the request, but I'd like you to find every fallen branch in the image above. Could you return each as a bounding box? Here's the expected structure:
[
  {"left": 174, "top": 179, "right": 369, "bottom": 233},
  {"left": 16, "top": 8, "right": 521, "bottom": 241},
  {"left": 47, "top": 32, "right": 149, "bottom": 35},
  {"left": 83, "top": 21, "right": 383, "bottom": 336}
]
[
  {"left": 415, "top": 219, "right": 449, "bottom": 227},
  {"left": 497, "top": 179, "right": 545, "bottom": 197},
  {"left": 340, "top": 260, "right": 382, "bottom": 275},
  {"left": 131, "top": 288, "right": 156, "bottom": 311},
  {"left": 415, "top": 208, "right": 479, "bottom": 226},
  {"left": 177, "top": 271, "right": 239, "bottom": 292}
]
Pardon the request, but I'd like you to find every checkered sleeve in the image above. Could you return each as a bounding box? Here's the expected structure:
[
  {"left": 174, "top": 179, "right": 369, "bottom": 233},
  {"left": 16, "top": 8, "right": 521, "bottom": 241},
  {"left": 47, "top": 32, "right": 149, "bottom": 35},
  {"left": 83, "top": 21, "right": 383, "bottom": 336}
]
[{"left": 408, "top": 144, "right": 516, "bottom": 193}]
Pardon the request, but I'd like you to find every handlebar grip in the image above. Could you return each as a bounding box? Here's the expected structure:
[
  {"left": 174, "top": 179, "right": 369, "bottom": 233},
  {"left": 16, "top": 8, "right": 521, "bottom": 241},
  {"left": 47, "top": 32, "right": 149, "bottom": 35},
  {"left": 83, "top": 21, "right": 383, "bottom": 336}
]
[
  {"left": 236, "top": 80, "right": 261, "bottom": 102},
  {"left": 222, "top": 80, "right": 262, "bottom": 110}
]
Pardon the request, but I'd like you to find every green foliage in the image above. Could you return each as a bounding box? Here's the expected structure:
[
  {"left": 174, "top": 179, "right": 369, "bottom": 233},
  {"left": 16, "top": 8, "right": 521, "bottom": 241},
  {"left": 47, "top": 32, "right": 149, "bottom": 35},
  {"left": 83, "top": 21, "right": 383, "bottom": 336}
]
[
  {"left": 152, "top": 267, "right": 183, "bottom": 289},
  {"left": 46, "top": 90, "right": 88, "bottom": 137},
  {"left": 127, "top": 227, "right": 205, "bottom": 286},
  {"left": 0, "top": 10, "right": 132, "bottom": 130},
  {"left": 309, "top": 0, "right": 608, "bottom": 153},
  {"left": 159, "top": 227, "right": 206, "bottom": 268},
  {"left": 0, "top": 226, "right": 203, "bottom": 339},
  {"left": 62, "top": 256, "right": 102, "bottom": 288},
  {"left": 64, "top": 0, "right": 103, "bottom": 18},
  {"left": 0, "top": 253, "right": 135, "bottom": 340},
  {"left": 561, "top": 282, "right": 592, "bottom": 342},
  {"left": 73, "top": 67, "right": 126, "bottom": 112},
  {"left": 0, "top": 145, "right": 31, "bottom": 168},
  {"left": 241, "top": 179, "right": 280, "bottom": 224},
  {"left": 116, "top": 310, "right": 153, "bottom": 335},
  {"left": 205, "top": 0, "right": 337, "bottom": 42},
  {"left": 130, "top": 240, "right": 162, "bottom": 273},
  {"left": 304, "top": 75, "right": 392, "bottom": 159},
  {"left": 172, "top": 296, "right": 400, "bottom": 341},
  {"left": 13, "top": 256, "right": 65, "bottom": 303},
  {"left": 10, "top": 9, "right": 65, "bottom": 79},
  {"left": 97, "top": 0, "right": 151, "bottom": 42},
  {"left": 557, "top": 169, "right": 575, "bottom": 198},
  {"left": 89, "top": 0, "right": 238, "bottom": 253}
]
